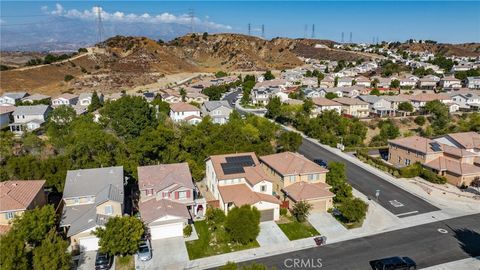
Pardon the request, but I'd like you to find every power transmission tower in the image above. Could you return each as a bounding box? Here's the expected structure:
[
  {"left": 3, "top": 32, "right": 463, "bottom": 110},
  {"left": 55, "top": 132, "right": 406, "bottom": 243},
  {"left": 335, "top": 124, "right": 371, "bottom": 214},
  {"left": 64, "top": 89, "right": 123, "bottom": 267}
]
[
  {"left": 349, "top": 32, "right": 352, "bottom": 43},
  {"left": 341, "top": 32, "right": 344, "bottom": 43},
  {"left": 188, "top": 9, "right": 195, "bottom": 33},
  {"left": 95, "top": 6, "right": 105, "bottom": 44},
  {"left": 261, "top": 24, "right": 265, "bottom": 38},
  {"left": 311, "top": 24, "right": 315, "bottom": 39},
  {"left": 248, "top": 23, "right": 251, "bottom": 36}
]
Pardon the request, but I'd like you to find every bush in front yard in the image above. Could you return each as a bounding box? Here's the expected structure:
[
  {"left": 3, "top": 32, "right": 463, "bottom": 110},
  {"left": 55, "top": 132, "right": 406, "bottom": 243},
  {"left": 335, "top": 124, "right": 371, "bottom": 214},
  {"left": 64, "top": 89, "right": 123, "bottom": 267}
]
[
  {"left": 205, "top": 207, "right": 226, "bottom": 230},
  {"left": 225, "top": 205, "right": 260, "bottom": 245},
  {"left": 280, "top": 208, "right": 288, "bottom": 216},
  {"left": 291, "top": 201, "right": 313, "bottom": 222},
  {"left": 94, "top": 216, "right": 144, "bottom": 256},
  {"left": 183, "top": 224, "right": 193, "bottom": 237},
  {"left": 420, "top": 169, "right": 447, "bottom": 184},
  {"left": 399, "top": 162, "right": 422, "bottom": 178},
  {"left": 338, "top": 198, "right": 368, "bottom": 223}
]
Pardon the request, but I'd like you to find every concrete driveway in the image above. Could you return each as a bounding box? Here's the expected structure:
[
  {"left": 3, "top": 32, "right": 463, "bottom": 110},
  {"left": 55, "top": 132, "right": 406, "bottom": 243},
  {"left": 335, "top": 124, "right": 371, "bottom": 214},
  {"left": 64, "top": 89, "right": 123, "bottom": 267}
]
[
  {"left": 135, "top": 237, "right": 188, "bottom": 270},
  {"left": 308, "top": 212, "right": 349, "bottom": 239},
  {"left": 256, "top": 221, "right": 289, "bottom": 247}
]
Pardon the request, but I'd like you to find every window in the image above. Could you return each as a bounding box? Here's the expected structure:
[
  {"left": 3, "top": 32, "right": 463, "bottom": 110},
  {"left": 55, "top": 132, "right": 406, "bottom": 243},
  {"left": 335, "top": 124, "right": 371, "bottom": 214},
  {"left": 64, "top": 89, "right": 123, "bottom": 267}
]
[
  {"left": 74, "top": 198, "right": 79, "bottom": 204},
  {"left": 308, "top": 174, "right": 318, "bottom": 181},
  {"left": 405, "top": 159, "right": 411, "bottom": 166},
  {"left": 289, "top": 175, "right": 295, "bottom": 183},
  {"left": 163, "top": 192, "right": 169, "bottom": 198},
  {"left": 104, "top": 205, "right": 113, "bottom": 215},
  {"left": 5, "top": 212, "right": 14, "bottom": 220},
  {"left": 398, "top": 156, "right": 402, "bottom": 163},
  {"left": 178, "top": 191, "right": 187, "bottom": 199},
  {"left": 260, "top": 185, "right": 267, "bottom": 192}
]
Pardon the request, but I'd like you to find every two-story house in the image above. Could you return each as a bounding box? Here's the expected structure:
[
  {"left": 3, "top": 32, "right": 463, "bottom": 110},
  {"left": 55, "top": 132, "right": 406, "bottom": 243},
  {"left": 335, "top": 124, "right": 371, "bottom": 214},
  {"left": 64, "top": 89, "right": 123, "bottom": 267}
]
[
  {"left": 0, "top": 180, "right": 46, "bottom": 234},
  {"left": 78, "top": 92, "right": 102, "bottom": 107},
  {"left": 440, "top": 76, "right": 462, "bottom": 90},
  {"left": 333, "top": 97, "right": 370, "bottom": 118},
  {"left": 320, "top": 76, "right": 335, "bottom": 88},
  {"left": 354, "top": 76, "right": 371, "bottom": 87},
  {"left": 169, "top": 102, "right": 202, "bottom": 124},
  {"left": 52, "top": 93, "right": 78, "bottom": 107},
  {"left": 311, "top": 98, "right": 342, "bottom": 116},
  {"left": 205, "top": 153, "right": 280, "bottom": 221},
  {"left": 20, "top": 93, "right": 51, "bottom": 104},
  {"left": 417, "top": 75, "right": 440, "bottom": 90},
  {"left": 383, "top": 95, "right": 411, "bottom": 112},
  {"left": 9, "top": 105, "right": 51, "bottom": 133},
  {"left": 0, "top": 92, "right": 28, "bottom": 106},
  {"left": 201, "top": 101, "right": 233, "bottom": 124},
  {"left": 466, "top": 77, "right": 480, "bottom": 89},
  {"left": 449, "top": 92, "right": 480, "bottom": 111},
  {"left": 137, "top": 163, "right": 205, "bottom": 240},
  {"left": 259, "top": 152, "right": 334, "bottom": 212},
  {"left": 0, "top": 106, "right": 15, "bottom": 129},
  {"left": 60, "top": 166, "right": 124, "bottom": 251},
  {"left": 358, "top": 95, "right": 394, "bottom": 117}
]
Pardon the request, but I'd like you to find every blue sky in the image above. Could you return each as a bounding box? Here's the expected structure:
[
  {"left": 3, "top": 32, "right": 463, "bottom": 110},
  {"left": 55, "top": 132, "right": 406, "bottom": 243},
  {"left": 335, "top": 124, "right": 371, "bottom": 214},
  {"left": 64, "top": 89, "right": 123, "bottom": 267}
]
[{"left": 1, "top": 1, "right": 479, "bottom": 43}]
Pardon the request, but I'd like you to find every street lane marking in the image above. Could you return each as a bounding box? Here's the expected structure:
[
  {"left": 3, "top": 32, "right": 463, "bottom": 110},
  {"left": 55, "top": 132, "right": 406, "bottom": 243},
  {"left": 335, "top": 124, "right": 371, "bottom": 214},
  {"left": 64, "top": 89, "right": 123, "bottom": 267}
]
[
  {"left": 389, "top": 200, "right": 404, "bottom": 207},
  {"left": 396, "top": 211, "right": 419, "bottom": 217}
]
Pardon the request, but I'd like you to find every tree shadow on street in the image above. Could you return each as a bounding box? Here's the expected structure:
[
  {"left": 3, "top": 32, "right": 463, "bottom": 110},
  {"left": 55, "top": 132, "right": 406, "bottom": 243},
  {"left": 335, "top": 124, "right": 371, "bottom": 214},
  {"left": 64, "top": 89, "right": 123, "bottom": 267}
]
[{"left": 451, "top": 227, "right": 480, "bottom": 259}]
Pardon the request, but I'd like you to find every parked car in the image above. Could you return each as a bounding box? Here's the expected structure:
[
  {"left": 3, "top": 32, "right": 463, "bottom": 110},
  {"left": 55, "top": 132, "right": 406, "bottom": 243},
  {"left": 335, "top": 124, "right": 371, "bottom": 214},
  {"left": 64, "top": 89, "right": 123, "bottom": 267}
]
[
  {"left": 95, "top": 252, "right": 113, "bottom": 270},
  {"left": 313, "top": 159, "right": 328, "bottom": 168},
  {"left": 137, "top": 240, "right": 152, "bottom": 261},
  {"left": 370, "top": 256, "right": 416, "bottom": 270}
]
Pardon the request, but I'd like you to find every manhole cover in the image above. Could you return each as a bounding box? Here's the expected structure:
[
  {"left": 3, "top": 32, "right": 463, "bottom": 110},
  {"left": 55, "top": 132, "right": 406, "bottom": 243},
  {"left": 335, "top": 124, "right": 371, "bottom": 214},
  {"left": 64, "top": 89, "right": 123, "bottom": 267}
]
[{"left": 438, "top": 228, "right": 448, "bottom": 234}]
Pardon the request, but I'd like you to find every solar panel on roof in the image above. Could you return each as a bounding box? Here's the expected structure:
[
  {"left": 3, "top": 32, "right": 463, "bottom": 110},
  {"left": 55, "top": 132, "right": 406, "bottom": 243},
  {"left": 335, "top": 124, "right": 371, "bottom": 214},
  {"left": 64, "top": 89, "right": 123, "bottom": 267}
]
[
  {"left": 221, "top": 163, "right": 245, "bottom": 175},
  {"left": 430, "top": 142, "right": 442, "bottom": 152},
  {"left": 225, "top": 156, "right": 255, "bottom": 166}
]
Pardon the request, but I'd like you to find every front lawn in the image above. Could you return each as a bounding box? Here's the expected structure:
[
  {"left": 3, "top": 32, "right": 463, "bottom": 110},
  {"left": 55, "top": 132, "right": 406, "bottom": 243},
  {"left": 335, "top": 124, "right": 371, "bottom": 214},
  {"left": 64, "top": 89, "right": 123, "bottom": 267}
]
[
  {"left": 277, "top": 217, "right": 319, "bottom": 240},
  {"left": 333, "top": 213, "right": 364, "bottom": 229},
  {"left": 115, "top": 255, "right": 134, "bottom": 270},
  {"left": 186, "top": 220, "right": 259, "bottom": 260}
]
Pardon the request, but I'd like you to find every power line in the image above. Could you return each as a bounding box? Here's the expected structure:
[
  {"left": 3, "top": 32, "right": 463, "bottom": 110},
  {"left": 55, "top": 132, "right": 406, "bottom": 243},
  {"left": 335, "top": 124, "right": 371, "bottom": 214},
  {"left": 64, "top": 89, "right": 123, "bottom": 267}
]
[{"left": 188, "top": 9, "right": 195, "bottom": 33}]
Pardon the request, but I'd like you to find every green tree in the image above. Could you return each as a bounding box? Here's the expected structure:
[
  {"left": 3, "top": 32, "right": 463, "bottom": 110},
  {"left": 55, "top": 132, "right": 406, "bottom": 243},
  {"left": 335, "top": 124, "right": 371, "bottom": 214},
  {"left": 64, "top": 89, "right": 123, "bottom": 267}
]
[
  {"left": 205, "top": 208, "right": 226, "bottom": 231},
  {"left": 338, "top": 198, "right": 368, "bottom": 223},
  {"left": 0, "top": 231, "right": 29, "bottom": 270},
  {"left": 263, "top": 70, "right": 275, "bottom": 80},
  {"left": 21, "top": 132, "right": 44, "bottom": 155},
  {"left": 371, "top": 78, "right": 380, "bottom": 89},
  {"left": 398, "top": 102, "right": 413, "bottom": 112},
  {"left": 179, "top": 88, "right": 187, "bottom": 102},
  {"left": 326, "top": 162, "right": 353, "bottom": 203},
  {"left": 0, "top": 131, "right": 15, "bottom": 160},
  {"left": 378, "top": 119, "right": 400, "bottom": 139},
  {"left": 64, "top": 74, "right": 74, "bottom": 82},
  {"left": 215, "top": 71, "right": 228, "bottom": 78},
  {"left": 291, "top": 201, "right": 313, "bottom": 222},
  {"left": 425, "top": 100, "right": 450, "bottom": 134},
  {"left": 370, "top": 89, "right": 381, "bottom": 96},
  {"left": 265, "top": 96, "right": 282, "bottom": 120},
  {"left": 414, "top": 115, "right": 426, "bottom": 126},
  {"left": 277, "top": 131, "right": 302, "bottom": 152},
  {"left": 151, "top": 97, "right": 171, "bottom": 116},
  {"left": 11, "top": 205, "right": 56, "bottom": 247},
  {"left": 390, "top": 79, "right": 400, "bottom": 89},
  {"left": 302, "top": 98, "right": 314, "bottom": 115},
  {"left": 32, "top": 230, "right": 71, "bottom": 270},
  {"left": 101, "top": 96, "right": 157, "bottom": 138},
  {"left": 94, "top": 216, "right": 145, "bottom": 256},
  {"left": 325, "top": 92, "right": 338, "bottom": 100},
  {"left": 88, "top": 91, "right": 103, "bottom": 112},
  {"left": 224, "top": 205, "right": 260, "bottom": 244}
]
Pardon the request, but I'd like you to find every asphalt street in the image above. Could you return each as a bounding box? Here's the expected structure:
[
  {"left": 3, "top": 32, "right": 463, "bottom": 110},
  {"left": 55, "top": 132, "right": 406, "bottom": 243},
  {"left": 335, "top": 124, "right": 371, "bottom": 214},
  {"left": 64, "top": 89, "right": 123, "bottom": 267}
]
[
  {"left": 222, "top": 88, "right": 242, "bottom": 107},
  {"left": 299, "top": 138, "right": 440, "bottom": 217},
  {"left": 235, "top": 213, "right": 480, "bottom": 270}
]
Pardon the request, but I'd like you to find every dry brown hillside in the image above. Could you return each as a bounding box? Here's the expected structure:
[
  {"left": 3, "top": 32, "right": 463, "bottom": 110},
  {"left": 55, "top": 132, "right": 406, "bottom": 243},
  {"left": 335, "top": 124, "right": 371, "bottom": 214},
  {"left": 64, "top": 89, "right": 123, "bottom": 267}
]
[{"left": 397, "top": 43, "right": 480, "bottom": 57}]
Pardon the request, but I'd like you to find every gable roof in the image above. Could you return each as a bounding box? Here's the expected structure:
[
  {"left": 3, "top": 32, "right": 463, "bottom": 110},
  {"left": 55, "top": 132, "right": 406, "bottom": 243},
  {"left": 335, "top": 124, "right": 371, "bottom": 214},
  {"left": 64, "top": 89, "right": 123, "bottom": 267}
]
[
  {"left": 63, "top": 166, "right": 124, "bottom": 200},
  {"left": 54, "top": 93, "right": 78, "bottom": 100},
  {"left": 12, "top": 105, "right": 49, "bottom": 116},
  {"left": 138, "top": 163, "right": 194, "bottom": 193},
  {"left": 21, "top": 93, "right": 50, "bottom": 101},
  {"left": 0, "top": 106, "right": 16, "bottom": 115},
  {"left": 218, "top": 184, "right": 280, "bottom": 206},
  {"left": 334, "top": 97, "right": 368, "bottom": 106},
  {"left": 170, "top": 102, "right": 200, "bottom": 112},
  {"left": 138, "top": 199, "right": 191, "bottom": 224},
  {"left": 445, "top": 132, "right": 480, "bottom": 150},
  {"left": 424, "top": 157, "right": 480, "bottom": 176},
  {"left": 259, "top": 152, "right": 328, "bottom": 176},
  {"left": 202, "top": 100, "right": 232, "bottom": 111},
  {"left": 312, "top": 98, "right": 341, "bottom": 107},
  {"left": 78, "top": 92, "right": 93, "bottom": 100},
  {"left": 388, "top": 136, "right": 442, "bottom": 155},
  {"left": 0, "top": 180, "right": 45, "bottom": 212},
  {"left": 2, "top": 92, "right": 28, "bottom": 100}
]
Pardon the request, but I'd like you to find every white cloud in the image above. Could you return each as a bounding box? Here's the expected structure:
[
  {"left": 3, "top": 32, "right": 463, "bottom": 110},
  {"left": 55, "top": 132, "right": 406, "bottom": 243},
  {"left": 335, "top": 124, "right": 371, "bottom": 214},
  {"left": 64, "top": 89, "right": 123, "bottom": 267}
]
[{"left": 42, "top": 4, "right": 232, "bottom": 30}]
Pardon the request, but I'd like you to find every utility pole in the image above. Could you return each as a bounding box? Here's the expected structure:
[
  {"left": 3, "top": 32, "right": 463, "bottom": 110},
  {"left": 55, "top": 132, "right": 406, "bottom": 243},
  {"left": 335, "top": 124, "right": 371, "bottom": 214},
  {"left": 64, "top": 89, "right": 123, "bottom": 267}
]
[
  {"left": 261, "top": 24, "right": 265, "bottom": 38},
  {"left": 341, "top": 32, "right": 344, "bottom": 43},
  {"left": 248, "top": 23, "right": 251, "bottom": 36},
  {"left": 349, "top": 32, "right": 352, "bottom": 43},
  {"left": 95, "top": 6, "right": 104, "bottom": 44},
  {"left": 188, "top": 9, "right": 195, "bottom": 33},
  {"left": 311, "top": 24, "right": 315, "bottom": 39}
]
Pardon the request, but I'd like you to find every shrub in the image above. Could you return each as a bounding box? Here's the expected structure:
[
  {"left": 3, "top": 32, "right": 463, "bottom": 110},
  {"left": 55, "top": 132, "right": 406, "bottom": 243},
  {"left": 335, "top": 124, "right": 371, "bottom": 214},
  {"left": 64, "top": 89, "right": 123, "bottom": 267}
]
[
  {"left": 420, "top": 169, "right": 447, "bottom": 184},
  {"left": 280, "top": 208, "right": 288, "bottom": 216},
  {"left": 291, "top": 201, "right": 312, "bottom": 222},
  {"left": 64, "top": 75, "right": 74, "bottom": 82},
  {"left": 205, "top": 207, "right": 225, "bottom": 230},
  {"left": 224, "top": 205, "right": 260, "bottom": 244},
  {"left": 183, "top": 224, "right": 192, "bottom": 237},
  {"left": 78, "top": 48, "right": 88, "bottom": 53},
  {"left": 414, "top": 116, "right": 426, "bottom": 126},
  {"left": 338, "top": 198, "right": 368, "bottom": 223},
  {"left": 399, "top": 162, "right": 422, "bottom": 178}
]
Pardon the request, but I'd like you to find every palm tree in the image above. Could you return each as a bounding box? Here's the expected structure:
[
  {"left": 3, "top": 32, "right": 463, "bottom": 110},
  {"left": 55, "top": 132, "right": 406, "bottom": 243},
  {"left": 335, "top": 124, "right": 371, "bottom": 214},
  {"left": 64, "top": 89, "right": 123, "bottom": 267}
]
[
  {"left": 179, "top": 88, "right": 187, "bottom": 102},
  {"left": 292, "top": 201, "right": 313, "bottom": 222}
]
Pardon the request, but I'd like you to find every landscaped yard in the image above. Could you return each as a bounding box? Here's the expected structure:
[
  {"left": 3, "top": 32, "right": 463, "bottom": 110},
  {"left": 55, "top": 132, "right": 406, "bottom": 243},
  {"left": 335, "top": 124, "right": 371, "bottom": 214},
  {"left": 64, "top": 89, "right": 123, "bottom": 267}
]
[
  {"left": 186, "top": 220, "right": 260, "bottom": 260},
  {"left": 115, "top": 255, "right": 134, "bottom": 270},
  {"left": 333, "top": 213, "right": 365, "bottom": 229},
  {"left": 277, "top": 217, "right": 319, "bottom": 240}
]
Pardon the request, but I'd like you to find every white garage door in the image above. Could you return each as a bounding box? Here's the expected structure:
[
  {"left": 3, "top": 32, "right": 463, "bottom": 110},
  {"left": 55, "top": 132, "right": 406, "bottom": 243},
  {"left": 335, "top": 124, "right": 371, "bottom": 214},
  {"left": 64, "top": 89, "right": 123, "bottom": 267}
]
[
  {"left": 79, "top": 236, "right": 99, "bottom": 251},
  {"left": 150, "top": 222, "right": 183, "bottom": 240}
]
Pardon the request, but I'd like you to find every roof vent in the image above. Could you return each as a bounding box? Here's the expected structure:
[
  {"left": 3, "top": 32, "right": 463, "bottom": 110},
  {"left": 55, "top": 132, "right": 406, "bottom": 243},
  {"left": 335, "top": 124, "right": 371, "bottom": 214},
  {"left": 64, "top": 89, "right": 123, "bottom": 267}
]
[{"left": 88, "top": 219, "right": 94, "bottom": 223}]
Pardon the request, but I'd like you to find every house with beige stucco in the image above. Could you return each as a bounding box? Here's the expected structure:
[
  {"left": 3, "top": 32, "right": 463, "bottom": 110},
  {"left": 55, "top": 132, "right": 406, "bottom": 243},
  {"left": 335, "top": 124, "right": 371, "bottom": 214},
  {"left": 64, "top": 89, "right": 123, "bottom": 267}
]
[
  {"left": 59, "top": 166, "right": 124, "bottom": 252},
  {"left": 388, "top": 134, "right": 480, "bottom": 187},
  {"left": 259, "top": 151, "right": 334, "bottom": 212},
  {"left": 333, "top": 97, "right": 370, "bottom": 118},
  {"left": 0, "top": 180, "right": 47, "bottom": 235}
]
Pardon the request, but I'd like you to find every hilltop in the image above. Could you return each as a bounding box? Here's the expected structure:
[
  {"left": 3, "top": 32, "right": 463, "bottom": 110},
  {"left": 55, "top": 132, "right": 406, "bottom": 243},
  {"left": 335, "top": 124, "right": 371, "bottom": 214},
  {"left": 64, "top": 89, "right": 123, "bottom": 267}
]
[{"left": 395, "top": 42, "right": 480, "bottom": 57}]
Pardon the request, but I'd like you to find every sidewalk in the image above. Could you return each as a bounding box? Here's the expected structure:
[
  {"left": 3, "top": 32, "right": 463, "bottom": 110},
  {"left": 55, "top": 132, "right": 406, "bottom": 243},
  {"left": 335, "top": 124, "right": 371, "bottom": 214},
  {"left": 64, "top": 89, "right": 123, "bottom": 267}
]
[{"left": 421, "top": 257, "right": 480, "bottom": 270}]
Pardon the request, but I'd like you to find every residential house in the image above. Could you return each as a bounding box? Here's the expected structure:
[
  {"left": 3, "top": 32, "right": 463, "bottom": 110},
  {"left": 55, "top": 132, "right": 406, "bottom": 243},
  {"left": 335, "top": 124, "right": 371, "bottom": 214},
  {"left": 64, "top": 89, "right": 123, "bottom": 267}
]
[
  {"left": 417, "top": 75, "right": 440, "bottom": 90},
  {"left": 9, "top": 105, "right": 51, "bottom": 133},
  {"left": 466, "top": 77, "right": 480, "bottom": 89},
  {"left": 137, "top": 163, "right": 205, "bottom": 240},
  {"left": 169, "top": 102, "right": 202, "bottom": 124},
  {"left": 311, "top": 98, "right": 342, "bottom": 115},
  {"left": 304, "top": 88, "right": 324, "bottom": 99},
  {"left": 0, "top": 180, "right": 46, "bottom": 234},
  {"left": 205, "top": 153, "right": 280, "bottom": 221},
  {"left": 451, "top": 62, "right": 475, "bottom": 72},
  {"left": 318, "top": 88, "right": 343, "bottom": 98},
  {"left": 449, "top": 92, "right": 480, "bottom": 111},
  {"left": 78, "top": 92, "right": 103, "bottom": 107},
  {"left": 161, "top": 92, "right": 182, "bottom": 104},
  {"left": 20, "top": 93, "right": 51, "bottom": 104},
  {"left": 104, "top": 92, "right": 124, "bottom": 102},
  {"left": 0, "top": 92, "right": 28, "bottom": 106},
  {"left": 52, "top": 93, "right": 78, "bottom": 107},
  {"left": 440, "top": 76, "right": 462, "bottom": 90},
  {"left": 201, "top": 100, "right": 233, "bottom": 124},
  {"left": 259, "top": 152, "right": 333, "bottom": 212},
  {"left": 251, "top": 88, "right": 276, "bottom": 105},
  {"left": 434, "top": 132, "right": 480, "bottom": 154},
  {"left": 320, "top": 76, "right": 335, "bottom": 88},
  {"left": 0, "top": 106, "right": 15, "bottom": 129},
  {"left": 184, "top": 91, "right": 209, "bottom": 104},
  {"left": 403, "top": 93, "right": 451, "bottom": 111},
  {"left": 358, "top": 95, "right": 394, "bottom": 117},
  {"left": 400, "top": 75, "right": 419, "bottom": 89},
  {"left": 60, "top": 166, "right": 124, "bottom": 251},
  {"left": 384, "top": 95, "right": 411, "bottom": 112},
  {"left": 333, "top": 97, "right": 370, "bottom": 118},
  {"left": 388, "top": 135, "right": 480, "bottom": 187},
  {"left": 355, "top": 76, "right": 371, "bottom": 87},
  {"left": 337, "top": 77, "right": 353, "bottom": 87}
]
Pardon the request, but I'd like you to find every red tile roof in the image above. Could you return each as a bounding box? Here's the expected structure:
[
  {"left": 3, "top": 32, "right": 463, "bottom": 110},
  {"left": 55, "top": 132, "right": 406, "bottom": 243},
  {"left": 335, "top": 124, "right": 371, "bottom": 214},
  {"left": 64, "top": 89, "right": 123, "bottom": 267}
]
[
  {"left": 218, "top": 184, "right": 280, "bottom": 206},
  {"left": 260, "top": 151, "right": 328, "bottom": 176},
  {"left": 282, "top": 181, "right": 334, "bottom": 202},
  {"left": 0, "top": 180, "right": 45, "bottom": 212}
]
